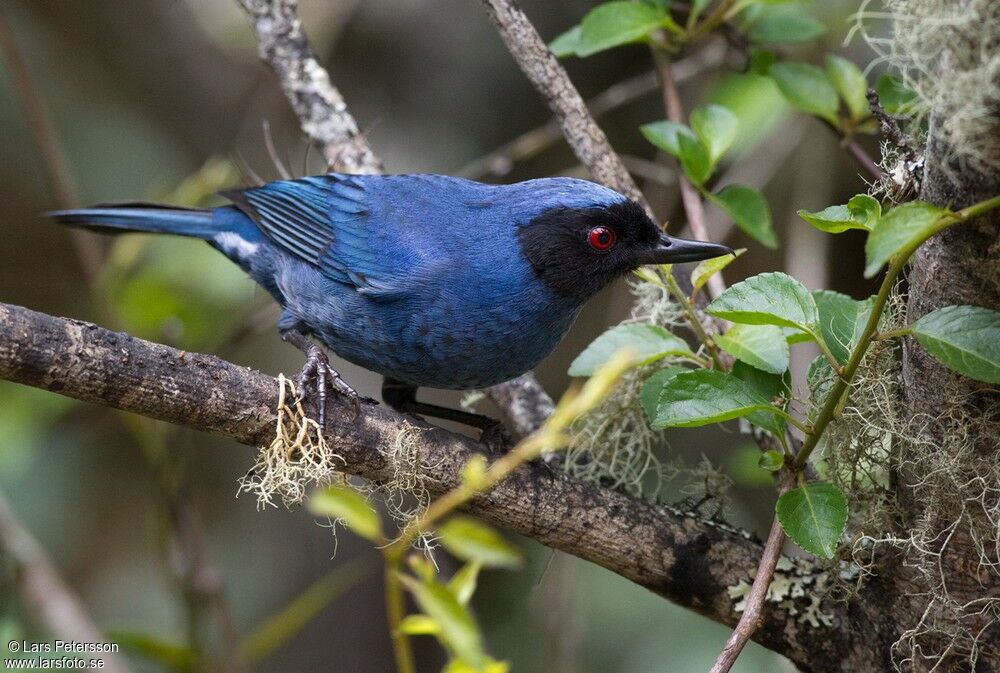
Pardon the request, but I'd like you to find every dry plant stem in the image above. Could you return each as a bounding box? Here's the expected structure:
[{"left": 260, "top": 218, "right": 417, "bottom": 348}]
[
  {"left": 793, "top": 194, "right": 1000, "bottom": 470},
  {"left": 0, "top": 9, "right": 103, "bottom": 281},
  {"left": 0, "top": 491, "right": 134, "bottom": 673},
  {"left": 818, "top": 119, "right": 884, "bottom": 183},
  {"left": 709, "top": 512, "right": 787, "bottom": 673}
]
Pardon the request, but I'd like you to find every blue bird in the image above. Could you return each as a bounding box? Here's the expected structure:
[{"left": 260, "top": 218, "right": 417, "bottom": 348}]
[{"left": 51, "top": 173, "right": 730, "bottom": 433}]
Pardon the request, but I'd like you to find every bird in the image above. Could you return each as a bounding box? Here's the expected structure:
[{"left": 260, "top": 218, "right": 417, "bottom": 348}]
[{"left": 50, "top": 173, "right": 731, "bottom": 435}]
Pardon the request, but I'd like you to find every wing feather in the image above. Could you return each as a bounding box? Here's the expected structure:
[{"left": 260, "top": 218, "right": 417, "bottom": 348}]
[{"left": 221, "top": 174, "right": 407, "bottom": 298}]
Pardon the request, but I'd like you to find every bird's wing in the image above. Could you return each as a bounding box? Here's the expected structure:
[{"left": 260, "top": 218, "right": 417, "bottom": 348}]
[{"left": 221, "top": 174, "right": 412, "bottom": 300}]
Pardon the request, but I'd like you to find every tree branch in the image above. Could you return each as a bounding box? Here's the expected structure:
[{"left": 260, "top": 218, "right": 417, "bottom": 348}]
[
  {"left": 478, "top": 0, "right": 650, "bottom": 212},
  {"left": 0, "top": 301, "right": 847, "bottom": 670},
  {"left": 235, "top": 0, "right": 382, "bottom": 173}
]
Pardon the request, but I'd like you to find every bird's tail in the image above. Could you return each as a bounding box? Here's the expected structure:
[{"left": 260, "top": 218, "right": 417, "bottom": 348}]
[{"left": 49, "top": 203, "right": 217, "bottom": 240}]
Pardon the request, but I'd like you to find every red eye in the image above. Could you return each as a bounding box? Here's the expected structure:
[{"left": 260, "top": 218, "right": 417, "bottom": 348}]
[{"left": 588, "top": 226, "right": 616, "bottom": 251}]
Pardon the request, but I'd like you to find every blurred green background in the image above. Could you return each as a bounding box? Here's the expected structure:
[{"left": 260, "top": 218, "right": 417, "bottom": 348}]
[{"left": 0, "top": 1, "right": 884, "bottom": 671}]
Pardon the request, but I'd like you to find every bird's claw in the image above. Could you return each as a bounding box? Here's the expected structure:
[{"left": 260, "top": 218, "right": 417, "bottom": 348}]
[
  {"left": 479, "top": 419, "right": 513, "bottom": 457},
  {"left": 297, "top": 344, "right": 359, "bottom": 427}
]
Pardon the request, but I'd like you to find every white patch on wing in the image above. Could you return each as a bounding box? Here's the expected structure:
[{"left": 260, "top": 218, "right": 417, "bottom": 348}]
[{"left": 215, "top": 232, "right": 259, "bottom": 259}]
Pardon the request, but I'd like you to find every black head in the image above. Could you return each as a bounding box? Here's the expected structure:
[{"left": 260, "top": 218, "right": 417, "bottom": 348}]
[{"left": 517, "top": 199, "right": 732, "bottom": 302}]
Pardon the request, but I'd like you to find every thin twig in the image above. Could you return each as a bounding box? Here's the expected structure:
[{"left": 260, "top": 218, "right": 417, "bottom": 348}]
[
  {"left": 0, "top": 8, "right": 103, "bottom": 281},
  {"left": 843, "top": 136, "right": 885, "bottom": 182},
  {"left": 817, "top": 117, "right": 884, "bottom": 183},
  {"left": 652, "top": 47, "right": 724, "bottom": 299},
  {"left": 708, "top": 510, "right": 787, "bottom": 673},
  {"left": 0, "top": 490, "right": 134, "bottom": 673},
  {"left": 866, "top": 88, "right": 914, "bottom": 161},
  {"left": 458, "top": 43, "right": 726, "bottom": 180}
]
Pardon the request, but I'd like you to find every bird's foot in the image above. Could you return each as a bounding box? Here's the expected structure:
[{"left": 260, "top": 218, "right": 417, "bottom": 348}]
[
  {"left": 478, "top": 419, "right": 513, "bottom": 457},
  {"left": 296, "top": 343, "right": 359, "bottom": 428}
]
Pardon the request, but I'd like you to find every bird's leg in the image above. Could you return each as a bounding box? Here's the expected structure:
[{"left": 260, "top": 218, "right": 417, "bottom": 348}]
[
  {"left": 382, "top": 378, "right": 512, "bottom": 454},
  {"left": 281, "top": 329, "right": 358, "bottom": 427}
]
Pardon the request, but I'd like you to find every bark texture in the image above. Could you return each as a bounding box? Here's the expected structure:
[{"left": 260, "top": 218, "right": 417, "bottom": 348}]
[
  {"left": 896, "top": 125, "right": 1000, "bottom": 671},
  {"left": 236, "top": 0, "right": 383, "bottom": 173}
]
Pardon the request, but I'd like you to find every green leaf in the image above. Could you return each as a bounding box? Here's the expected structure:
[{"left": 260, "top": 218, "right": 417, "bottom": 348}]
[
  {"left": 747, "top": 6, "right": 826, "bottom": 45},
  {"left": 848, "top": 195, "right": 882, "bottom": 229},
  {"left": 864, "top": 201, "right": 946, "bottom": 278},
  {"left": 640, "top": 120, "right": 694, "bottom": 156},
  {"left": 690, "top": 104, "right": 739, "bottom": 165},
  {"left": 652, "top": 369, "right": 783, "bottom": 429},
  {"left": 569, "top": 323, "right": 694, "bottom": 376},
  {"left": 748, "top": 48, "right": 777, "bottom": 75},
  {"left": 690, "top": 247, "right": 746, "bottom": 296},
  {"left": 775, "top": 482, "right": 848, "bottom": 559},
  {"left": 715, "top": 324, "right": 789, "bottom": 374},
  {"left": 824, "top": 54, "right": 869, "bottom": 121},
  {"left": 640, "top": 366, "right": 689, "bottom": 421},
  {"left": 437, "top": 516, "right": 523, "bottom": 569},
  {"left": 308, "top": 485, "right": 383, "bottom": 542},
  {"left": 812, "top": 290, "right": 865, "bottom": 363},
  {"left": 798, "top": 194, "right": 880, "bottom": 234},
  {"left": 707, "top": 272, "right": 819, "bottom": 333},
  {"left": 549, "top": 25, "right": 582, "bottom": 57},
  {"left": 873, "top": 74, "right": 918, "bottom": 115},
  {"left": 449, "top": 562, "right": 483, "bottom": 606},
  {"left": 576, "top": 1, "right": 666, "bottom": 57},
  {"left": 798, "top": 205, "right": 859, "bottom": 234},
  {"left": 910, "top": 305, "right": 1000, "bottom": 384},
  {"left": 731, "top": 360, "right": 789, "bottom": 436},
  {"left": 708, "top": 185, "right": 776, "bottom": 248},
  {"left": 399, "top": 575, "right": 484, "bottom": 666},
  {"left": 759, "top": 450, "right": 784, "bottom": 472},
  {"left": 399, "top": 615, "right": 441, "bottom": 636},
  {"left": 769, "top": 62, "right": 840, "bottom": 125},
  {"left": 677, "top": 130, "right": 713, "bottom": 185}
]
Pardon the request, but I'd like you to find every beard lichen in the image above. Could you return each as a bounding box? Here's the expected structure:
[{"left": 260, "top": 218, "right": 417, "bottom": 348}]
[
  {"left": 562, "top": 278, "right": 732, "bottom": 505},
  {"left": 855, "top": 0, "right": 1000, "bottom": 175},
  {"left": 363, "top": 422, "right": 436, "bottom": 530},
  {"left": 809, "top": 286, "right": 1000, "bottom": 668},
  {"left": 238, "top": 374, "right": 345, "bottom": 508}
]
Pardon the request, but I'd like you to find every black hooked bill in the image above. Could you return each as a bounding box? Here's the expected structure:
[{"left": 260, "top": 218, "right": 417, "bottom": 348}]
[{"left": 638, "top": 233, "right": 734, "bottom": 265}]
